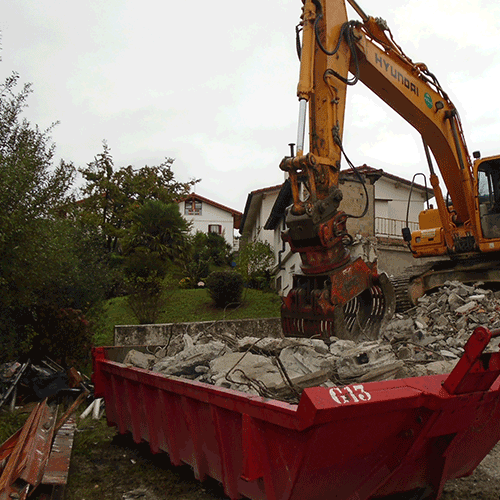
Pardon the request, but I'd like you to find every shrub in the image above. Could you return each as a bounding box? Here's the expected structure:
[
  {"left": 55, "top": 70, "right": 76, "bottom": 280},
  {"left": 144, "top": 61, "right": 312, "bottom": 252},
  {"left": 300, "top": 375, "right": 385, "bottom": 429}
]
[
  {"left": 126, "top": 275, "right": 165, "bottom": 324},
  {"left": 206, "top": 271, "right": 244, "bottom": 308},
  {"left": 237, "top": 240, "right": 275, "bottom": 289}
]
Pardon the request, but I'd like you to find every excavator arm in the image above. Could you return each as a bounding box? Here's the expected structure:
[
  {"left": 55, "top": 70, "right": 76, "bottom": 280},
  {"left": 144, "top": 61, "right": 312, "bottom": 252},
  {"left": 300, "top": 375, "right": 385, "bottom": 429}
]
[
  {"left": 279, "top": 0, "right": 396, "bottom": 341},
  {"left": 347, "top": 9, "right": 477, "bottom": 253},
  {"left": 279, "top": 0, "right": 496, "bottom": 340}
]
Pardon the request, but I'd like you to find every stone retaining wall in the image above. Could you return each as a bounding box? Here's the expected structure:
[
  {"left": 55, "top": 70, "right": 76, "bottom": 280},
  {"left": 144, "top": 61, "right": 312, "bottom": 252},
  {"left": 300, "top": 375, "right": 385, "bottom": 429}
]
[{"left": 114, "top": 317, "right": 282, "bottom": 346}]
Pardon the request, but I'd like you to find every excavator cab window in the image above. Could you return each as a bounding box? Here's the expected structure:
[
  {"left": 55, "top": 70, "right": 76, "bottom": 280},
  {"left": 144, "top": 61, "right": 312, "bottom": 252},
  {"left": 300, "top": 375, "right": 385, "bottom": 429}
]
[{"left": 478, "top": 159, "right": 500, "bottom": 239}]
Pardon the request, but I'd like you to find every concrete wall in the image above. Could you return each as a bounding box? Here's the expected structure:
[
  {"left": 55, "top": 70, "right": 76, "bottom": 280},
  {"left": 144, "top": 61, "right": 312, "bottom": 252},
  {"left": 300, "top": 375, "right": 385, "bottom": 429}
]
[
  {"left": 115, "top": 317, "right": 282, "bottom": 346},
  {"left": 376, "top": 240, "right": 416, "bottom": 276},
  {"left": 339, "top": 178, "right": 376, "bottom": 236},
  {"left": 375, "top": 238, "right": 445, "bottom": 277}
]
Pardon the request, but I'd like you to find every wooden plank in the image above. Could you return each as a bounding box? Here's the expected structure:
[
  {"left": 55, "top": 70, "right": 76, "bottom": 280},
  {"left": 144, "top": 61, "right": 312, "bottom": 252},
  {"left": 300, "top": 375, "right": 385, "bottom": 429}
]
[{"left": 41, "top": 418, "right": 76, "bottom": 486}]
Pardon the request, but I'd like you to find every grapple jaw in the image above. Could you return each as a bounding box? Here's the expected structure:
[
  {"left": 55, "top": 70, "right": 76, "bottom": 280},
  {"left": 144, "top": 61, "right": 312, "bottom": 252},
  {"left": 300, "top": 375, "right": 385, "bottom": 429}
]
[
  {"left": 281, "top": 259, "right": 396, "bottom": 342},
  {"left": 280, "top": 193, "right": 395, "bottom": 342}
]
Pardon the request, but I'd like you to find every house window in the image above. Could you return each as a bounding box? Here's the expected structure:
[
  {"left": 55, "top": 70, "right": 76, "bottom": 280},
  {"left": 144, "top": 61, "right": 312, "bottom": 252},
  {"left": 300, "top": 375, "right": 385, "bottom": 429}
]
[
  {"left": 185, "top": 200, "right": 202, "bottom": 215},
  {"left": 276, "top": 276, "right": 282, "bottom": 293},
  {"left": 208, "top": 224, "right": 222, "bottom": 234}
]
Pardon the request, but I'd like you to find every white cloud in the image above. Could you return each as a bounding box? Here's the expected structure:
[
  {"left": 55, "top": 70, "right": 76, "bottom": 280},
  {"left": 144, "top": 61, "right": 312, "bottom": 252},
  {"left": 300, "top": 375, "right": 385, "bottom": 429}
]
[
  {"left": 391, "top": 0, "right": 500, "bottom": 49},
  {"left": 1, "top": 0, "right": 499, "bottom": 212}
]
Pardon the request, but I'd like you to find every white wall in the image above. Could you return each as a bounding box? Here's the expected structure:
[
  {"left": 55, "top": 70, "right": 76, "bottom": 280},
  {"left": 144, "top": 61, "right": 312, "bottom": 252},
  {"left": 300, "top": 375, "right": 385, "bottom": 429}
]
[
  {"left": 181, "top": 201, "right": 235, "bottom": 248},
  {"left": 374, "top": 177, "right": 428, "bottom": 224},
  {"left": 259, "top": 193, "right": 278, "bottom": 248}
]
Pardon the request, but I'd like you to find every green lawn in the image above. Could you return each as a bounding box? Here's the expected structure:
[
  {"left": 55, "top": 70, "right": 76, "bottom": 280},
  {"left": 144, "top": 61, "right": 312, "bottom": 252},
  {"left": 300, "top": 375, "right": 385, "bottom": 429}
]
[{"left": 91, "top": 288, "right": 282, "bottom": 346}]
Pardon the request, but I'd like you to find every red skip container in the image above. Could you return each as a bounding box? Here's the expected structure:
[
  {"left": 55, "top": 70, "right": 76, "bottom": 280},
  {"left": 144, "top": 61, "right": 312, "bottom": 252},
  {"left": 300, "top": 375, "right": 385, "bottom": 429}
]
[{"left": 92, "top": 326, "right": 500, "bottom": 500}]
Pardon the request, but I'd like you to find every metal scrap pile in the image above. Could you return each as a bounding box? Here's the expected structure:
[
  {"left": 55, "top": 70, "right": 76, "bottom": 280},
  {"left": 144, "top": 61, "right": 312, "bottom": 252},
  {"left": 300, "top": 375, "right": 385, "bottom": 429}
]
[
  {"left": 0, "top": 359, "right": 89, "bottom": 411},
  {"left": 122, "top": 280, "right": 500, "bottom": 404},
  {"left": 0, "top": 359, "right": 92, "bottom": 498}
]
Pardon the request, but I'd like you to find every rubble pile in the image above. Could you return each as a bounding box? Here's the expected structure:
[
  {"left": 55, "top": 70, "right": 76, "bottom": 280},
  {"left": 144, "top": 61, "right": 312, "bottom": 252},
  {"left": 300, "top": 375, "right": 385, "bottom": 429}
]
[{"left": 123, "top": 281, "right": 500, "bottom": 403}]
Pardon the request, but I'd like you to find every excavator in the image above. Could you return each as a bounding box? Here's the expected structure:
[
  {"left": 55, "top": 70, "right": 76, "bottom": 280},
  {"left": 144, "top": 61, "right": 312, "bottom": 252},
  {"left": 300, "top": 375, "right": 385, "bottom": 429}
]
[{"left": 280, "top": 0, "right": 500, "bottom": 341}]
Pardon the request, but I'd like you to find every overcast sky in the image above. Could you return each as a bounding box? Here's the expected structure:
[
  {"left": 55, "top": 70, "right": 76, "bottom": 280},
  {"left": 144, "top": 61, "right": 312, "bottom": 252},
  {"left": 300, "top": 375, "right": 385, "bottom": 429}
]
[{"left": 1, "top": 0, "right": 499, "bottom": 213}]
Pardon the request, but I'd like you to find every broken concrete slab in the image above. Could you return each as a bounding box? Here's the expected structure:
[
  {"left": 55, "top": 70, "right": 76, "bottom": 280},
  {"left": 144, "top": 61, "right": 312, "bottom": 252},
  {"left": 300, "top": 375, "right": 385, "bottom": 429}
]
[
  {"left": 208, "top": 352, "right": 283, "bottom": 393},
  {"left": 336, "top": 342, "right": 401, "bottom": 380},
  {"left": 152, "top": 341, "right": 230, "bottom": 377},
  {"left": 123, "top": 350, "right": 156, "bottom": 370},
  {"left": 279, "top": 345, "right": 336, "bottom": 378}
]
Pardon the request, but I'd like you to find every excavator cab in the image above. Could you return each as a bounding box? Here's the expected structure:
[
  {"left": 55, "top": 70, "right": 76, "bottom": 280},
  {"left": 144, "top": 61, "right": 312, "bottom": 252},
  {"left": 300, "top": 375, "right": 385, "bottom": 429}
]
[{"left": 476, "top": 156, "right": 500, "bottom": 240}]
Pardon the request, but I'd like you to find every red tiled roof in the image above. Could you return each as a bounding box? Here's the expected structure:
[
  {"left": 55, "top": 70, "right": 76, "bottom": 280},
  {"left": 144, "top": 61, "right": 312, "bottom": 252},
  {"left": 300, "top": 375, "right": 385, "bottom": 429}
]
[{"left": 178, "top": 193, "right": 242, "bottom": 216}]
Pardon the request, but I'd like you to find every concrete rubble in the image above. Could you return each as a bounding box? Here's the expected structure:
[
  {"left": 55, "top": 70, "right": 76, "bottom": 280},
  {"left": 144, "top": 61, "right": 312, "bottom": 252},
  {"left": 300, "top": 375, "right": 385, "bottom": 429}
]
[{"left": 122, "top": 280, "right": 500, "bottom": 403}]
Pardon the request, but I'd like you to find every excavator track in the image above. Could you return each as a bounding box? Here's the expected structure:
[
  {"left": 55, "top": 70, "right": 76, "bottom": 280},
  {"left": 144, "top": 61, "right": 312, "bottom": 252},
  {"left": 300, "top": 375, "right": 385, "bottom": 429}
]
[
  {"left": 388, "top": 259, "right": 500, "bottom": 312},
  {"left": 388, "top": 275, "right": 413, "bottom": 313},
  {"left": 389, "top": 263, "right": 435, "bottom": 312}
]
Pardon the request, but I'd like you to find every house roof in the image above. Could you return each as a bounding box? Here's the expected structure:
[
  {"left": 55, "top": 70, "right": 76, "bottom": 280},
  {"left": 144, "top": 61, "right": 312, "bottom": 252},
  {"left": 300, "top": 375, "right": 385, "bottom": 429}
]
[
  {"left": 178, "top": 192, "right": 243, "bottom": 229},
  {"left": 264, "top": 180, "right": 292, "bottom": 230},
  {"left": 239, "top": 184, "right": 283, "bottom": 234},
  {"left": 341, "top": 164, "right": 434, "bottom": 196}
]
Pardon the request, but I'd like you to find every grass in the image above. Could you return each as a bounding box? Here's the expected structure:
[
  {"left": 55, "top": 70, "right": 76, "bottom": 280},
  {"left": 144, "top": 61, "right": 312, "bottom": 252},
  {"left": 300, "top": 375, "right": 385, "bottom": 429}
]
[
  {"left": 91, "top": 287, "right": 282, "bottom": 346},
  {"left": 0, "top": 408, "right": 29, "bottom": 444}
]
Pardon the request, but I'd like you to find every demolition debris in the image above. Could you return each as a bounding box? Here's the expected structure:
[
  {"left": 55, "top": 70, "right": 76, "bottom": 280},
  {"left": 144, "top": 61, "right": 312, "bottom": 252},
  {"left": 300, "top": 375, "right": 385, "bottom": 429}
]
[{"left": 121, "top": 280, "right": 500, "bottom": 403}]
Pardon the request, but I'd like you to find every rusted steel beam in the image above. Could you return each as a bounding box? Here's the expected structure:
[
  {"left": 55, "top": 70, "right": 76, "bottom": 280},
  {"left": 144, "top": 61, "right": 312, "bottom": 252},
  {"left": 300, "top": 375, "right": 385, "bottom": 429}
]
[{"left": 0, "top": 399, "right": 56, "bottom": 499}]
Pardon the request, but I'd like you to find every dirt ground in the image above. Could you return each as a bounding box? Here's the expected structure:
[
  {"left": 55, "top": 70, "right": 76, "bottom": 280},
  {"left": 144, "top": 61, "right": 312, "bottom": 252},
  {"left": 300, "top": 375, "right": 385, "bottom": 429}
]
[
  {"left": 65, "top": 416, "right": 500, "bottom": 500},
  {"left": 441, "top": 442, "right": 500, "bottom": 500},
  {"left": 65, "top": 419, "right": 228, "bottom": 500}
]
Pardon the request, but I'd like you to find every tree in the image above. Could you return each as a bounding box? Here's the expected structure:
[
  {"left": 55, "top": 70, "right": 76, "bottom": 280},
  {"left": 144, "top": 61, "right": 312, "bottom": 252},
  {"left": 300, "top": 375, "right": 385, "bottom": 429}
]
[
  {"left": 0, "top": 73, "right": 97, "bottom": 363},
  {"left": 183, "top": 231, "right": 212, "bottom": 286},
  {"left": 203, "top": 232, "right": 232, "bottom": 267},
  {"left": 78, "top": 144, "right": 199, "bottom": 256},
  {"left": 181, "top": 231, "right": 233, "bottom": 287},
  {"left": 123, "top": 199, "right": 190, "bottom": 278},
  {"left": 122, "top": 200, "right": 190, "bottom": 323},
  {"left": 237, "top": 240, "right": 275, "bottom": 289}
]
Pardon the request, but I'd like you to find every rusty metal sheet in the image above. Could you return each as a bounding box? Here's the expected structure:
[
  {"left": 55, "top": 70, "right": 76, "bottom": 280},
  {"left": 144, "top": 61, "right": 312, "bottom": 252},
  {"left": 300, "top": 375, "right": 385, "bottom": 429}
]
[
  {"left": 19, "top": 401, "right": 56, "bottom": 486},
  {"left": 0, "top": 401, "right": 45, "bottom": 493},
  {"left": 0, "top": 400, "right": 53, "bottom": 500}
]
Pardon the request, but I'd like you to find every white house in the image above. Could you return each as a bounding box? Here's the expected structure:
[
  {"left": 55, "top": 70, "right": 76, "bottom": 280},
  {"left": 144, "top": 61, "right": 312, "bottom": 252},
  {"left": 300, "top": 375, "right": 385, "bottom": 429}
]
[
  {"left": 178, "top": 193, "right": 242, "bottom": 250},
  {"left": 239, "top": 166, "right": 433, "bottom": 295},
  {"left": 341, "top": 165, "right": 432, "bottom": 239},
  {"left": 238, "top": 184, "right": 283, "bottom": 248}
]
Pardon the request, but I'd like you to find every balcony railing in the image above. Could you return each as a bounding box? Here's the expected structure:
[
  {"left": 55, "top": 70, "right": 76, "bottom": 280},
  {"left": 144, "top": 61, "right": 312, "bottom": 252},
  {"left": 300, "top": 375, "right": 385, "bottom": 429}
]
[{"left": 375, "top": 217, "right": 418, "bottom": 239}]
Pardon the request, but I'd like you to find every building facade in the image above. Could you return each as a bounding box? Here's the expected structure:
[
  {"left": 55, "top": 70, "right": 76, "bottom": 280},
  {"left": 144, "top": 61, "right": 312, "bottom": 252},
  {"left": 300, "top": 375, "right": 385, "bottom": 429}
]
[
  {"left": 178, "top": 193, "right": 242, "bottom": 250},
  {"left": 239, "top": 166, "right": 433, "bottom": 295}
]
